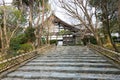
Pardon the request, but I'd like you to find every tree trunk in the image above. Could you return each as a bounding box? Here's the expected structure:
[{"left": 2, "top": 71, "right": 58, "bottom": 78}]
[
  {"left": 47, "top": 25, "right": 50, "bottom": 44},
  {"left": 29, "top": 5, "right": 33, "bottom": 28},
  {"left": 0, "top": 26, "right": 4, "bottom": 55},
  {"left": 38, "top": 0, "right": 45, "bottom": 47},
  {"left": 102, "top": 0, "right": 119, "bottom": 52},
  {"left": 106, "top": 12, "right": 118, "bottom": 52},
  {"left": 106, "top": 34, "right": 111, "bottom": 45},
  {"left": 3, "top": 1, "right": 9, "bottom": 54},
  {"left": 94, "top": 33, "right": 102, "bottom": 46},
  {"left": 107, "top": 24, "right": 119, "bottom": 52}
]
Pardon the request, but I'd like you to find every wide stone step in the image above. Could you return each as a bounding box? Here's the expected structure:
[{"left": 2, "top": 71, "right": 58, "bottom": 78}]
[
  {"left": 1, "top": 78, "right": 59, "bottom": 80},
  {"left": 6, "top": 71, "right": 120, "bottom": 80},
  {"left": 46, "top": 54, "right": 100, "bottom": 57},
  {"left": 1, "top": 46, "right": 120, "bottom": 80},
  {"left": 31, "top": 59, "right": 108, "bottom": 63},
  {"left": 24, "top": 64, "right": 115, "bottom": 68},
  {"left": 45, "top": 55, "right": 101, "bottom": 57},
  {"left": 36, "top": 57, "right": 104, "bottom": 59},
  {"left": 17, "top": 69, "right": 120, "bottom": 74},
  {"left": 26, "top": 62, "right": 112, "bottom": 66},
  {"left": 17, "top": 66, "right": 120, "bottom": 74},
  {"left": 45, "top": 56, "right": 101, "bottom": 58}
]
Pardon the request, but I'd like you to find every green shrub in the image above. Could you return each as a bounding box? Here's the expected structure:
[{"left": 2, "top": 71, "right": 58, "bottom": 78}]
[
  {"left": 42, "top": 37, "right": 46, "bottom": 44},
  {"left": 82, "top": 36, "right": 97, "bottom": 45},
  {"left": 10, "top": 38, "right": 20, "bottom": 51},
  {"left": 24, "top": 27, "right": 36, "bottom": 42},
  {"left": 19, "top": 43, "right": 33, "bottom": 53},
  {"left": 82, "top": 37, "right": 88, "bottom": 45},
  {"left": 50, "top": 40, "right": 57, "bottom": 44},
  {"left": 10, "top": 34, "right": 28, "bottom": 51},
  {"left": 112, "top": 36, "right": 117, "bottom": 40},
  {"left": 112, "top": 36, "right": 119, "bottom": 43},
  {"left": 89, "top": 36, "right": 97, "bottom": 44},
  {"left": 9, "top": 27, "right": 36, "bottom": 54},
  {"left": 17, "top": 34, "right": 28, "bottom": 44}
]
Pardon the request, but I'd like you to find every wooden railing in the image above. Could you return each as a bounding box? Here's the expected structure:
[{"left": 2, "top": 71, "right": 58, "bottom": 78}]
[
  {"left": 0, "top": 44, "right": 54, "bottom": 73},
  {"left": 88, "top": 44, "right": 120, "bottom": 64}
]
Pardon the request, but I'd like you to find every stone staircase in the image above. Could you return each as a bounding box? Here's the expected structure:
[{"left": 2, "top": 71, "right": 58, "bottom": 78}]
[{"left": 1, "top": 46, "right": 120, "bottom": 80}]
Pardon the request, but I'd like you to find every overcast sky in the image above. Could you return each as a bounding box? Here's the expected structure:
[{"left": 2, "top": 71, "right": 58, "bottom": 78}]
[
  {"left": 0, "top": 0, "right": 74, "bottom": 25},
  {"left": 50, "top": 0, "right": 74, "bottom": 24},
  {"left": 0, "top": 0, "right": 12, "bottom": 3}
]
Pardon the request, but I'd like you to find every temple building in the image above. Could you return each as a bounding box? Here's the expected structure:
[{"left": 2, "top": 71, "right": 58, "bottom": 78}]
[{"left": 45, "top": 14, "right": 81, "bottom": 46}]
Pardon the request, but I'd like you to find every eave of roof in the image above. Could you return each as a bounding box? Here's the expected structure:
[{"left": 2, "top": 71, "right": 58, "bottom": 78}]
[{"left": 51, "top": 14, "right": 80, "bottom": 32}]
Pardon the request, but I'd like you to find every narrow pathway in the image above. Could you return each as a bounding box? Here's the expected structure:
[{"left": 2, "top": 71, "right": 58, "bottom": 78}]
[{"left": 1, "top": 46, "right": 120, "bottom": 80}]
